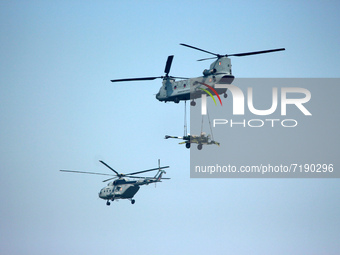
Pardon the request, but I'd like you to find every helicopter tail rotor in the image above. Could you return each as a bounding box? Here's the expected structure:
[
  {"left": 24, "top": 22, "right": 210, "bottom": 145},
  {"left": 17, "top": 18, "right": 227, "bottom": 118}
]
[
  {"left": 158, "top": 159, "right": 166, "bottom": 174},
  {"left": 155, "top": 159, "right": 166, "bottom": 181}
]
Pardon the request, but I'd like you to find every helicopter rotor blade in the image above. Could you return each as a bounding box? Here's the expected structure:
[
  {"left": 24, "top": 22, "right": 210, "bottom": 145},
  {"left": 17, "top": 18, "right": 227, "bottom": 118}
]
[
  {"left": 102, "top": 177, "right": 118, "bottom": 182},
  {"left": 111, "top": 55, "right": 187, "bottom": 82},
  {"left": 60, "top": 170, "right": 114, "bottom": 177},
  {"left": 99, "top": 160, "right": 120, "bottom": 176},
  {"left": 123, "top": 175, "right": 171, "bottom": 180},
  {"left": 181, "top": 43, "right": 285, "bottom": 61},
  {"left": 124, "top": 175, "right": 148, "bottom": 179},
  {"left": 164, "top": 55, "right": 174, "bottom": 76},
  {"left": 110, "top": 76, "right": 187, "bottom": 82},
  {"left": 124, "top": 175, "right": 169, "bottom": 179},
  {"left": 110, "top": 77, "right": 160, "bottom": 83},
  {"left": 180, "top": 43, "right": 219, "bottom": 57},
  {"left": 197, "top": 57, "right": 220, "bottom": 62},
  {"left": 227, "top": 48, "right": 285, "bottom": 57},
  {"left": 125, "top": 166, "right": 170, "bottom": 176},
  {"left": 168, "top": 76, "right": 189, "bottom": 80}
]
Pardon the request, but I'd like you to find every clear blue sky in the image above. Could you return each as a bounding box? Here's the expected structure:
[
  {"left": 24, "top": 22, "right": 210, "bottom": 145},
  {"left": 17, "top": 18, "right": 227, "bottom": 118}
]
[{"left": 1, "top": 1, "right": 339, "bottom": 254}]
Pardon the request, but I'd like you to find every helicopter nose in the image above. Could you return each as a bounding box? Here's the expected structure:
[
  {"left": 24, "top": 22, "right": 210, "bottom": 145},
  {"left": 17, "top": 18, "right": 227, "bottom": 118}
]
[
  {"left": 155, "top": 92, "right": 160, "bottom": 99},
  {"left": 98, "top": 190, "right": 104, "bottom": 199}
]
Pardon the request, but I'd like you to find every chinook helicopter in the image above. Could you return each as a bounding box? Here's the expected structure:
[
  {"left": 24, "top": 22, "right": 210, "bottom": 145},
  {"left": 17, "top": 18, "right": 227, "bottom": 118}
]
[
  {"left": 110, "top": 43, "right": 285, "bottom": 106},
  {"left": 165, "top": 133, "right": 220, "bottom": 150},
  {"left": 60, "top": 160, "right": 170, "bottom": 205}
]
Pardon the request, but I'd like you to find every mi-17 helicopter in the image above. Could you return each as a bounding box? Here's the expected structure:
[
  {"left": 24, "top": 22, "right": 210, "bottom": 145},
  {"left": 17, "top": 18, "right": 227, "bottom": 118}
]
[
  {"left": 110, "top": 43, "right": 285, "bottom": 106},
  {"left": 165, "top": 133, "right": 220, "bottom": 150},
  {"left": 60, "top": 160, "right": 170, "bottom": 205}
]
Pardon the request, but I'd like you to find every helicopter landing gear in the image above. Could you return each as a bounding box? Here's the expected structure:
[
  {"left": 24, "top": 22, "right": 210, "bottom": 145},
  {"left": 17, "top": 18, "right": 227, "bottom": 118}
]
[
  {"left": 186, "top": 142, "right": 191, "bottom": 149},
  {"left": 191, "top": 100, "right": 196, "bottom": 106},
  {"left": 174, "top": 97, "right": 180, "bottom": 104},
  {"left": 106, "top": 201, "right": 111, "bottom": 206},
  {"left": 197, "top": 144, "right": 203, "bottom": 150},
  {"left": 129, "top": 198, "right": 135, "bottom": 204},
  {"left": 224, "top": 93, "right": 228, "bottom": 98}
]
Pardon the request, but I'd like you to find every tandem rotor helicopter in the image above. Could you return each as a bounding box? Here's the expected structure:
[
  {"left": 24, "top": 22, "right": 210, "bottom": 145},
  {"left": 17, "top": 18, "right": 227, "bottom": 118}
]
[
  {"left": 110, "top": 43, "right": 285, "bottom": 106},
  {"left": 60, "top": 160, "right": 170, "bottom": 205}
]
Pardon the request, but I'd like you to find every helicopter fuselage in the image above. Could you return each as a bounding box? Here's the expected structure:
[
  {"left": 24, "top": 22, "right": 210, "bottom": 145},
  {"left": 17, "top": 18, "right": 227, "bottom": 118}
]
[
  {"left": 98, "top": 173, "right": 165, "bottom": 204},
  {"left": 99, "top": 178, "right": 140, "bottom": 200},
  {"left": 156, "top": 57, "right": 234, "bottom": 103}
]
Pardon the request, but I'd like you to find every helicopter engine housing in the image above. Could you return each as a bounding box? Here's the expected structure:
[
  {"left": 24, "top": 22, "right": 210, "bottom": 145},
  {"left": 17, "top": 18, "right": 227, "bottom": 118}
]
[{"left": 203, "top": 68, "right": 216, "bottom": 76}]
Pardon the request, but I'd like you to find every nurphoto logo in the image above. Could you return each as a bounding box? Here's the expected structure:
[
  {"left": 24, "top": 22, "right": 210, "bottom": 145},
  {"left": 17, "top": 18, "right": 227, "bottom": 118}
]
[{"left": 201, "top": 84, "right": 312, "bottom": 116}]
